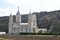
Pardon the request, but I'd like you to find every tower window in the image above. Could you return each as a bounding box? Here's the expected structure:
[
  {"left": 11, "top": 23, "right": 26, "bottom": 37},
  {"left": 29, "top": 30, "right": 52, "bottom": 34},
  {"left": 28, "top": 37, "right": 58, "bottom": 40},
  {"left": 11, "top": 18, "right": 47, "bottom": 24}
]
[
  {"left": 33, "top": 28, "right": 35, "bottom": 32},
  {"left": 33, "top": 22, "right": 35, "bottom": 26},
  {"left": 26, "top": 28, "right": 27, "bottom": 32},
  {"left": 21, "top": 28, "right": 23, "bottom": 31},
  {"left": 29, "top": 28, "right": 31, "bottom": 32},
  {"left": 13, "top": 15, "right": 16, "bottom": 22},
  {"left": 13, "top": 28, "right": 15, "bottom": 32},
  {"left": 33, "top": 20, "right": 36, "bottom": 26}
]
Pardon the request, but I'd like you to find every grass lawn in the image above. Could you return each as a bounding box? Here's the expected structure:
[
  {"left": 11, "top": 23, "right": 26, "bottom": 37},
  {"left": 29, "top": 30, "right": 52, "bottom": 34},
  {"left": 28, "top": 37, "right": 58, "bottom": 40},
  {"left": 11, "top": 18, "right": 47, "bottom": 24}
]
[
  {"left": 14, "top": 34, "right": 54, "bottom": 37},
  {"left": 0, "top": 34, "right": 60, "bottom": 40},
  {"left": 0, "top": 38, "right": 7, "bottom": 40}
]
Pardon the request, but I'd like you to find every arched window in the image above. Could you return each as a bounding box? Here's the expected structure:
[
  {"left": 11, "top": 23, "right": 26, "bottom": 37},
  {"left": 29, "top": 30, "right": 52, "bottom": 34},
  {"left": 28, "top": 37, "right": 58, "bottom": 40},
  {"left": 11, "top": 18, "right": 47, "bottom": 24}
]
[
  {"left": 21, "top": 28, "right": 23, "bottom": 32},
  {"left": 29, "top": 28, "right": 31, "bottom": 32}
]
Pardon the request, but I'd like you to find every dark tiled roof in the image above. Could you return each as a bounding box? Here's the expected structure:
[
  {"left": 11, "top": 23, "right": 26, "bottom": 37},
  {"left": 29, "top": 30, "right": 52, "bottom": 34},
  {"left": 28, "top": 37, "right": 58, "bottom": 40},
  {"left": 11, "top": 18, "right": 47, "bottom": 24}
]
[{"left": 16, "top": 10, "right": 20, "bottom": 15}]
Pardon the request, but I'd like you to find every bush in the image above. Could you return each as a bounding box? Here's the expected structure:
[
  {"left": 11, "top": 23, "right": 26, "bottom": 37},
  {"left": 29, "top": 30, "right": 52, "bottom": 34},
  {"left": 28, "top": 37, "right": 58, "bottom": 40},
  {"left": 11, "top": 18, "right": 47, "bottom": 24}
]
[{"left": 19, "top": 33, "right": 57, "bottom": 35}]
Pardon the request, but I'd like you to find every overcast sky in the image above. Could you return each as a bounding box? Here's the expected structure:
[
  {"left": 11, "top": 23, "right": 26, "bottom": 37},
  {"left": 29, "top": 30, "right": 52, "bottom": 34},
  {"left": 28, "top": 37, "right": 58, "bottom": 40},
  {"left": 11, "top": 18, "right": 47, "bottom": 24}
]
[{"left": 0, "top": 0, "right": 60, "bottom": 16}]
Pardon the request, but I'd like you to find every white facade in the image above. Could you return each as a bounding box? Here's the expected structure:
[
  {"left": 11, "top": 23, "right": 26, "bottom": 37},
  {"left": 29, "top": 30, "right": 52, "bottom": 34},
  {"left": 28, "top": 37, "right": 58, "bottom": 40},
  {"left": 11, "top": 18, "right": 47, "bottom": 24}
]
[{"left": 8, "top": 8, "right": 38, "bottom": 34}]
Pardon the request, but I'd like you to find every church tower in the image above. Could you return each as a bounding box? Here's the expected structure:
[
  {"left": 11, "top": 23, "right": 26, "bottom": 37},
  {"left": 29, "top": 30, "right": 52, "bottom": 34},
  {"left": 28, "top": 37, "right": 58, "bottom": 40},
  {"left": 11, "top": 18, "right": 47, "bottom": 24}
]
[
  {"left": 28, "top": 10, "right": 32, "bottom": 27},
  {"left": 28, "top": 10, "right": 37, "bottom": 33},
  {"left": 8, "top": 13, "right": 13, "bottom": 34},
  {"left": 9, "top": 13, "right": 13, "bottom": 23},
  {"left": 32, "top": 14, "right": 38, "bottom": 33},
  {"left": 16, "top": 7, "right": 21, "bottom": 23}
]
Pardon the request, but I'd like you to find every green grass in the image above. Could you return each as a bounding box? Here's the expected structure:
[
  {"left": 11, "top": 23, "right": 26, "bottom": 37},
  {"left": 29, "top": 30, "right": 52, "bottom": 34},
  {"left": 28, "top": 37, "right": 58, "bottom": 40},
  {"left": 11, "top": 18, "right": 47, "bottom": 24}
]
[
  {"left": 0, "top": 34, "right": 60, "bottom": 38},
  {"left": 0, "top": 38, "right": 6, "bottom": 40},
  {"left": 13, "top": 34, "right": 55, "bottom": 37},
  {"left": 21, "top": 35, "right": 54, "bottom": 37},
  {"left": 17, "top": 34, "right": 60, "bottom": 37}
]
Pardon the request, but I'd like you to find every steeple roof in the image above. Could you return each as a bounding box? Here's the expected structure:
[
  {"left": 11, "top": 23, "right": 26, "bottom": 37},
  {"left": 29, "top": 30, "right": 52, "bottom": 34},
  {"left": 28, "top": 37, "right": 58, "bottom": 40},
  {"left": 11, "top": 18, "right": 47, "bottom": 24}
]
[
  {"left": 16, "top": 6, "right": 20, "bottom": 15},
  {"left": 29, "top": 9, "right": 31, "bottom": 14},
  {"left": 10, "top": 11, "right": 12, "bottom": 16},
  {"left": 10, "top": 14, "right": 12, "bottom": 16}
]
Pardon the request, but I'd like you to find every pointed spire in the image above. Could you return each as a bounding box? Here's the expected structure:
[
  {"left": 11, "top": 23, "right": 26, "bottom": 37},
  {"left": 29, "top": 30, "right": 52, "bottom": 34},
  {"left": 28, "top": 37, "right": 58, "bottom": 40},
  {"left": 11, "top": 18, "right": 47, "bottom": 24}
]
[
  {"left": 30, "top": 9, "right": 31, "bottom": 13},
  {"left": 10, "top": 11, "right": 12, "bottom": 16},
  {"left": 16, "top": 6, "right": 20, "bottom": 15},
  {"left": 10, "top": 14, "right": 12, "bottom": 16},
  {"left": 18, "top": 6, "right": 19, "bottom": 11},
  {"left": 29, "top": 9, "right": 32, "bottom": 15}
]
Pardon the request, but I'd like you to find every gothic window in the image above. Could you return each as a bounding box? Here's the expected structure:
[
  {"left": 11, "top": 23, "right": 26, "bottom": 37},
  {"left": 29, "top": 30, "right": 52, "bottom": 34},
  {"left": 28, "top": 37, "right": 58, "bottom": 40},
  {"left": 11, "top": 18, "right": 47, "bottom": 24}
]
[
  {"left": 21, "top": 28, "right": 23, "bottom": 31},
  {"left": 26, "top": 28, "right": 27, "bottom": 32},
  {"left": 12, "top": 24, "right": 13, "bottom": 25},
  {"left": 14, "top": 28, "right": 15, "bottom": 32},
  {"left": 33, "top": 22, "right": 35, "bottom": 26},
  {"left": 33, "top": 28, "right": 35, "bottom": 32},
  {"left": 13, "top": 16, "right": 16, "bottom": 22},
  {"left": 25, "top": 25, "right": 28, "bottom": 28},
  {"left": 29, "top": 28, "right": 31, "bottom": 32},
  {"left": 33, "top": 19, "right": 36, "bottom": 26}
]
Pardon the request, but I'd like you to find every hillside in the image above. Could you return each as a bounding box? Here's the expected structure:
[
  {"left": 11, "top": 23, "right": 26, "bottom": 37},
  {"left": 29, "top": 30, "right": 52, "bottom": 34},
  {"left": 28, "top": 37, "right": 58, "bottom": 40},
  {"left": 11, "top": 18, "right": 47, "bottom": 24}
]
[{"left": 0, "top": 10, "right": 60, "bottom": 33}]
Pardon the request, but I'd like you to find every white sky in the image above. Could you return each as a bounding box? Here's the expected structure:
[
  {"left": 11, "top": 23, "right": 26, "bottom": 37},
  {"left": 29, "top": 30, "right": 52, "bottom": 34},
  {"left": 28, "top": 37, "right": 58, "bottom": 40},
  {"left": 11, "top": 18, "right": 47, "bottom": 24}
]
[{"left": 0, "top": 0, "right": 60, "bottom": 16}]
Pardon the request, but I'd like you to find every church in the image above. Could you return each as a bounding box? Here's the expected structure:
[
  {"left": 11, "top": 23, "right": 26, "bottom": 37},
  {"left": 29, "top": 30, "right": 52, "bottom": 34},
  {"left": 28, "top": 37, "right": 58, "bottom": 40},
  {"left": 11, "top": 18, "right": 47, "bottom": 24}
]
[
  {"left": 8, "top": 7, "right": 48, "bottom": 34},
  {"left": 8, "top": 7, "right": 38, "bottom": 34}
]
